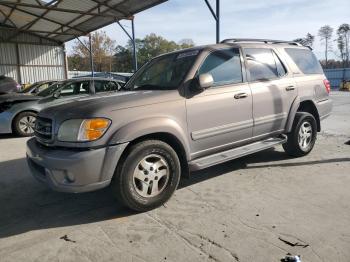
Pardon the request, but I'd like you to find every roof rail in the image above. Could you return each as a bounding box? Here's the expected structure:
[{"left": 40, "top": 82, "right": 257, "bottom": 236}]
[{"left": 221, "top": 38, "right": 303, "bottom": 46}]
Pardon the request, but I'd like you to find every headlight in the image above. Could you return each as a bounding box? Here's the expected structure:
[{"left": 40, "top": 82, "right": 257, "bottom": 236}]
[{"left": 58, "top": 118, "right": 111, "bottom": 142}]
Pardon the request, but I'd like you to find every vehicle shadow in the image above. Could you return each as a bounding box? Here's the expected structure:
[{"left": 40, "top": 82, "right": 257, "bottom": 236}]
[
  {"left": 0, "top": 134, "right": 18, "bottom": 140},
  {"left": 0, "top": 149, "right": 349, "bottom": 238}
]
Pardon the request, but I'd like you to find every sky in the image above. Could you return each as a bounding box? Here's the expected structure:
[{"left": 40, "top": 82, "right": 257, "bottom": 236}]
[{"left": 66, "top": 0, "right": 350, "bottom": 60}]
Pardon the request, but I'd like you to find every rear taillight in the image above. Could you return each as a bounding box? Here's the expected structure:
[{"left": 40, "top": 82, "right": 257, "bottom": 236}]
[{"left": 323, "top": 79, "right": 331, "bottom": 94}]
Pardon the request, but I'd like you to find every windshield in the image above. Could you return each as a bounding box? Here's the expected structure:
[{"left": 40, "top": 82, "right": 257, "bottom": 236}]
[
  {"left": 37, "top": 82, "right": 64, "bottom": 97},
  {"left": 125, "top": 50, "right": 199, "bottom": 91}
]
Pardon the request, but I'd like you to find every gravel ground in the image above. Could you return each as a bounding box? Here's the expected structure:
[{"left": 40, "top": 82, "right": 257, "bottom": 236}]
[{"left": 0, "top": 91, "right": 349, "bottom": 262}]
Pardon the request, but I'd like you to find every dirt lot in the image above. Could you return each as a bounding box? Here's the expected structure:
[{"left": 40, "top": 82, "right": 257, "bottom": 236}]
[{"left": 0, "top": 92, "right": 349, "bottom": 262}]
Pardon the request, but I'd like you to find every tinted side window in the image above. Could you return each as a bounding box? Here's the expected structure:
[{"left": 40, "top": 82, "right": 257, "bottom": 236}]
[
  {"left": 36, "top": 83, "right": 50, "bottom": 93},
  {"left": 245, "top": 48, "right": 278, "bottom": 81},
  {"left": 285, "top": 48, "right": 323, "bottom": 74},
  {"left": 60, "top": 81, "right": 89, "bottom": 96},
  {"left": 94, "top": 81, "right": 120, "bottom": 93},
  {"left": 198, "top": 48, "right": 243, "bottom": 86}
]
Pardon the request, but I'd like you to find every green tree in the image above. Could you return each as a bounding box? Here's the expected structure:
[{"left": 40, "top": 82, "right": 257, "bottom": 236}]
[
  {"left": 114, "top": 33, "right": 195, "bottom": 72},
  {"left": 294, "top": 33, "right": 315, "bottom": 47}
]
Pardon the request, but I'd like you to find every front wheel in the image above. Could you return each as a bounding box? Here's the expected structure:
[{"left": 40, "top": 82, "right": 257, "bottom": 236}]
[
  {"left": 111, "top": 140, "right": 181, "bottom": 212},
  {"left": 13, "top": 111, "right": 37, "bottom": 137},
  {"left": 283, "top": 112, "right": 317, "bottom": 157}
]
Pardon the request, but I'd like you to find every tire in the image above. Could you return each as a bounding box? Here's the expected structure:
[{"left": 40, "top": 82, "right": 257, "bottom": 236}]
[
  {"left": 13, "top": 111, "right": 37, "bottom": 137},
  {"left": 283, "top": 112, "right": 317, "bottom": 157},
  {"left": 111, "top": 140, "right": 181, "bottom": 212}
]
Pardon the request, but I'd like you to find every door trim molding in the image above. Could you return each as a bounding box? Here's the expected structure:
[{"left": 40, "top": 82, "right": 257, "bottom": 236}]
[
  {"left": 254, "top": 112, "right": 287, "bottom": 126},
  {"left": 191, "top": 119, "right": 253, "bottom": 141}
]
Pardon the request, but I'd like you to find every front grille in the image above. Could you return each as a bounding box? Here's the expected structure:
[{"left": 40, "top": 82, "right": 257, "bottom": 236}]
[{"left": 34, "top": 116, "right": 53, "bottom": 143}]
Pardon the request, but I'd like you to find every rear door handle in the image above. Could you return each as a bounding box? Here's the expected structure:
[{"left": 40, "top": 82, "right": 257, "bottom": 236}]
[
  {"left": 234, "top": 93, "right": 248, "bottom": 99},
  {"left": 285, "top": 86, "right": 295, "bottom": 91}
]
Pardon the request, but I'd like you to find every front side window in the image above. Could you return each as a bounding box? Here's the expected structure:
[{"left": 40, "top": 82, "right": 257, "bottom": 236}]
[
  {"left": 60, "top": 81, "right": 89, "bottom": 96},
  {"left": 125, "top": 50, "right": 199, "bottom": 91},
  {"left": 36, "top": 83, "right": 50, "bottom": 93},
  {"left": 37, "top": 82, "right": 63, "bottom": 97},
  {"left": 245, "top": 48, "right": 279, "bottom": 81},
  {"left": 285, "top": 48, "right": 323, "bottom": 74},
  {"left": 198, "top": 48, "right": 243, "bottom": 86}
]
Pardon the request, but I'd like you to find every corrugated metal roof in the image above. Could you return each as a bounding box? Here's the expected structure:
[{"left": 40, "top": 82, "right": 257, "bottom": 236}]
[{"left": 0, "top": 0, "right": 168, "bottom": 44}]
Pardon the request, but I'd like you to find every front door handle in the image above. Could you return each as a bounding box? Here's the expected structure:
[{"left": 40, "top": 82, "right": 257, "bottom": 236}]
[
  {"left": 234, "top": 93, "right": 248, "bottom": 99},
  {"left": 285, "top": 85, "right": 295, "bottom": 91}
]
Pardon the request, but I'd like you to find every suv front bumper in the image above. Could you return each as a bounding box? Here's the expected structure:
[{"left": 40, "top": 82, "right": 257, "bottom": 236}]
[{"left": 26, "top": 138, "right": 128, "bottom": 193}]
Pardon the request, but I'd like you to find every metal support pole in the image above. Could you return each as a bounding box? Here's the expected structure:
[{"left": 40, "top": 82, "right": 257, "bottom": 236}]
[
  {"left": 204, "top": 0, "right": 220, "bottom": 43},
  {"left": 131, "top": 18, "right": 138, "bottom": 72},
  {"left": 89, "top": 33, "right": 94, "bottom": 77},
  {"left": 117, "top": 17, "right": 138, "bottom": 72},
  {"left": 216, "top": 0, "right": 220, "bottom": 44}
]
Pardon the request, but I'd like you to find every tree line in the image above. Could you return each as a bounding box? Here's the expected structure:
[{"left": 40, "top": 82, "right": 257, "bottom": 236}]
[
  {"left": 68, "top": 24, "right": 350, "bottom": 73},
  {"left": 294, "top": 23, "right": 350, "bottom": 69},
  {"left": 67, "top": 32, "right": 194, "bottom": 73}
]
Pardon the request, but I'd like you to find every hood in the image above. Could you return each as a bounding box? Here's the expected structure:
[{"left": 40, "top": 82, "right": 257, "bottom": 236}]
[
  {"left": 40, "top": 90, "right": 181, "bottom": 119},
  {"left": 0, "top": 93, "right": 41, "bottom": 103}
]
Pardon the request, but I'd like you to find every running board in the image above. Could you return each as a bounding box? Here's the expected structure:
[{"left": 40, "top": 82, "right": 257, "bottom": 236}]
[{"left": 189, "top": 135, "right": 287, "bottom": 171}]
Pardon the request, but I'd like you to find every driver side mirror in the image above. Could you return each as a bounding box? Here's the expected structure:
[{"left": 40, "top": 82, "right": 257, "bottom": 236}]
[{"left": 198, "top": 73, "right": 214, "bottom": 90}]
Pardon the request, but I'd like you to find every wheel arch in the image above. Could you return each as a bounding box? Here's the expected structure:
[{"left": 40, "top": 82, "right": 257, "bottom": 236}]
[
  {"left": 109, "top": 118, "right": 191, "bottom": 178},
  {"left": 297, "top": 100, "right": 320, "bottom": 132},
  {"left": 286, "top": 97, "right": 320, "bottom": 133}
]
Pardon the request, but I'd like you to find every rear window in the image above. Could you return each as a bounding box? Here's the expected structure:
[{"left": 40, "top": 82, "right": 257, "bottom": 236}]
[{"left": 285, "top": 48, "right": 323, "bottom": 75}]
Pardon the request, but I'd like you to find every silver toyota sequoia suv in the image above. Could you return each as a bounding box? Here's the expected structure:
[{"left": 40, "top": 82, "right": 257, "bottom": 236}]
[{"left": 27, "top": 39, "right": 332, "bottom": 211}]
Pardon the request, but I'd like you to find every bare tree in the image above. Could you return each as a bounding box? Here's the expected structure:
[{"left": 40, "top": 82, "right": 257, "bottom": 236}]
[
  {"left": 337, "top": 23, "right": 350, "bottom": 67},
  {"left": 72, "top": 31, "right": 116, "bottom": 72},
  {"left": 318, "top": 25, "right": 334, "bottom": 66}
]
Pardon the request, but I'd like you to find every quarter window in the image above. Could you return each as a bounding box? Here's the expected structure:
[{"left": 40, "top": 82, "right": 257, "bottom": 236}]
[
  {"left": 198, "top": 48, "right": 243, "bottom": 86},
  {"left": 285, "top": 48, "right": 323, "bottom": 75},
  {"left": 245, "top": 48, "right": 279, "bottom": 81}
]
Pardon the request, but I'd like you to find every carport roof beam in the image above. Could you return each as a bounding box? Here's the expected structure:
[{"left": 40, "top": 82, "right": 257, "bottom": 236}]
[{"left": 0, "top": 0, "right": 168, "bottom": 43}]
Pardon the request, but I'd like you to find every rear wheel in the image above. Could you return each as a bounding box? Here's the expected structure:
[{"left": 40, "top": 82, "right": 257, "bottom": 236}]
[
  {"left": 13, "top": 111, "right": 37, "bottom": 137},
  {"left": 111, "top": 140, "right": 181, "bottom": 212},
  {"left": 283, "top": 112, "right": 317, "bottom": 157}
]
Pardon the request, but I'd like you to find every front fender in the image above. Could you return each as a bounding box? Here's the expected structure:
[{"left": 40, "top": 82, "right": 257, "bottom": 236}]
[{"left": 108, "top": 117, "right": 191, "bottom": 160}]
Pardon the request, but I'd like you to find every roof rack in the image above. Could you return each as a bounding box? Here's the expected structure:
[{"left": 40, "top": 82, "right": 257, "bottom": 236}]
[{"left": 221, "top": 38, "right": 303, "bottom": 46}]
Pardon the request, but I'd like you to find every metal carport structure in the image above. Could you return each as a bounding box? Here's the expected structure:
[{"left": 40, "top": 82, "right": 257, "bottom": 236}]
[
  {"left": 0, "top": 0, "right": 221, "bottom": 83},
  {"left": 0, "top": 0, "right": 168, "bottom": 84}
]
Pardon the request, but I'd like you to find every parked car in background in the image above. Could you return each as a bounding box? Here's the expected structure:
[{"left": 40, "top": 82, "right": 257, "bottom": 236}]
[
  {"left": 0, "top": 78, "right": 122, "bottom": 137},
  {"left": 20, "top": 80, "right": 58, "bottom": 95},
  {"left": 27, "top": 39, "right": 332, "bottom": 211},
  {"left": 74, "top": 72, "right": 133, "bottom": 83},
  {"left": 0, "top": 76, "right": 21, "bottom": 94}
]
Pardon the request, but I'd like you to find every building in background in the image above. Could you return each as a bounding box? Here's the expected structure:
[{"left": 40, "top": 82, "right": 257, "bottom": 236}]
[{"left": 0, "top": 28, "right": 67, "bottom": 85}]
